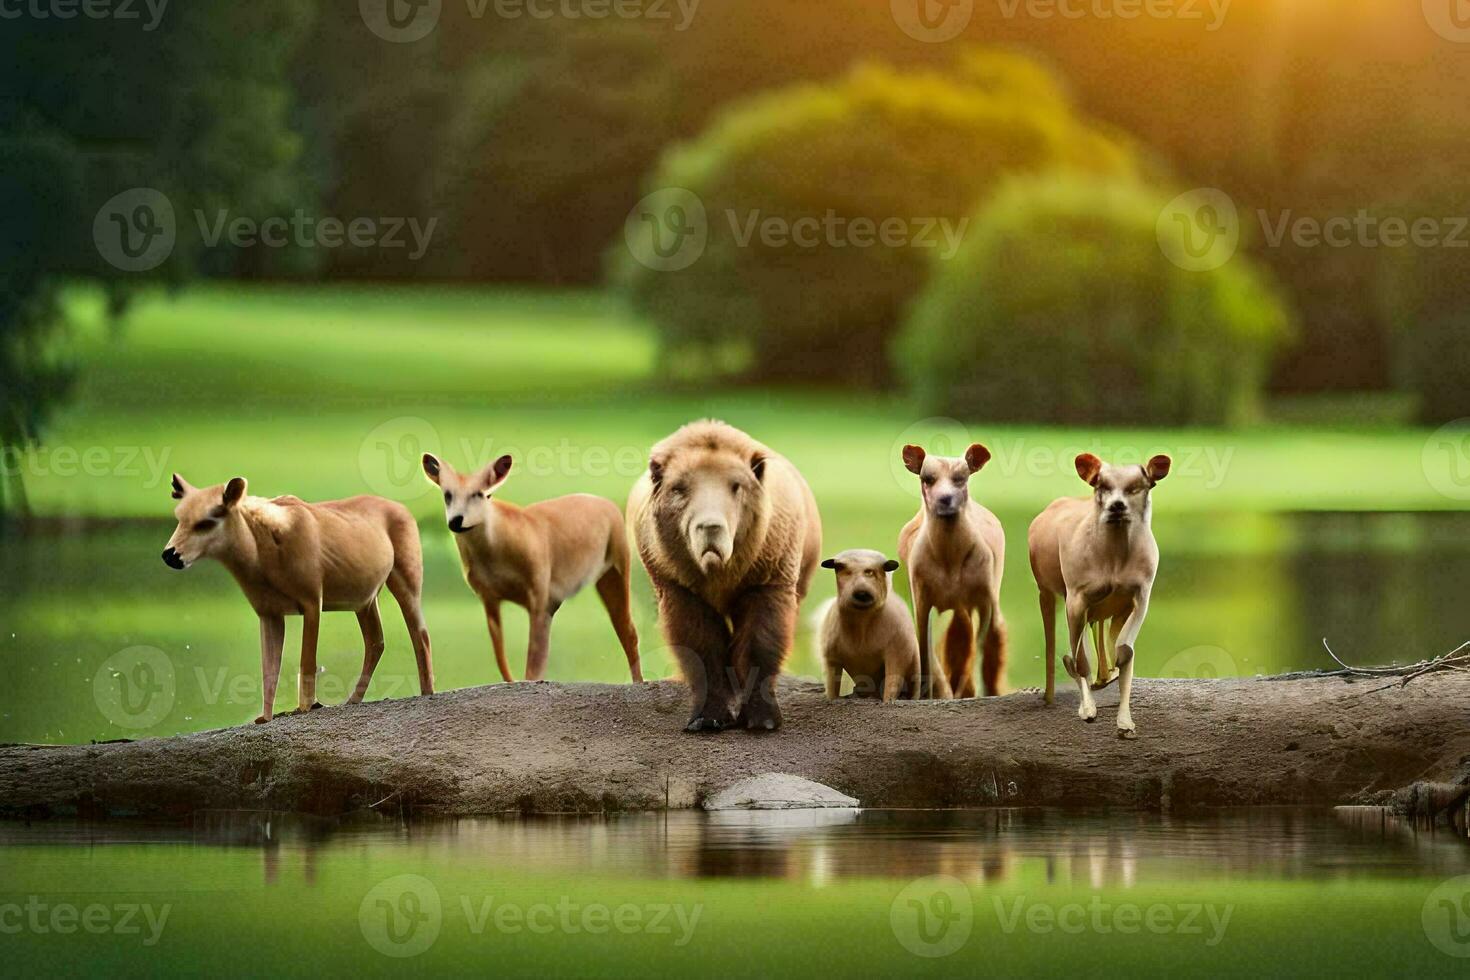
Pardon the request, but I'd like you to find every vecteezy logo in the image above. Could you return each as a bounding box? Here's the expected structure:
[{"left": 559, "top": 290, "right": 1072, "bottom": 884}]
[
  {"left": 93, "top": 188, "right": 175, "bottom": 273},
  {"left": 890, "top": 875, "right": 973, "bottom": 957},
  {"left": 1424, "top": 0, "right": 1470, "bottom": 42},
  {"left": 1423, "top": 876, "right": 1470, "bottom": 957},
  {"left": 623, "top": 188, "right": 708, "bottom": 272},
  {"left": 891, "top": 0, "right": 973, "bottom": 42},
  {"left": 359, "top": 416, "right": 442, "bottom": 500},
  {"left": 93, "top": 646, "right": 176, "bottom": 729},
  {"left": 360, "top": 0, "right": 441, "bottom": 43},
  {"left": 1157, "top": 188, "right": 1239, "bottom": 273},
  {"left": 1158, "top": 645, "right": 1239, "bottom": 680},
  {"left": 360, "top": 875, "right": 442, "bottom": 958},
  {"left": 1422, "top": 419, "right": 1470, "bottom": 501}
]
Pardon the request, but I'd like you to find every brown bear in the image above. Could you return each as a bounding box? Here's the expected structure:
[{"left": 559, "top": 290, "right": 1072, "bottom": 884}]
[{"left": 629, "top": 420, "right": 821, "bottom": 732}]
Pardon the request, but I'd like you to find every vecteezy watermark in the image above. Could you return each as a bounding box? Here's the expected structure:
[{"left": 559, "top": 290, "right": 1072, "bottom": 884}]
[
  {"left": 994, "top": 0, "right": 1230, "bottom": 31},
  {"left": 0, "top": 444, "right": 172, "bottom": 486},
  {"left": 891, "top": 876, "right": 974, "bottom": 957},
  {"left": 891, "top": 0, "right": 974, "bottom": 43},
  {"left": 93, "top": 188, "right": 176, "bottom": 273},
  {"left": 624, "top": 188, "right": 709, "bottom": 273},
  {"left": 1423, "top": 876, "right": 1470, "bottom": 958},
  {"left": 624, "top": 189, "right": 970, "bottom": 273},
  {"left": 1159, "top": 187, "right": 1470, "bottom": 272},
  {"left": 1158, "top": 645, "right": 1239, "bottom": 680},
  {"left": 93, "top": 646, "right": 177, "bottom": 730},
  {"left": 359, "top": 0, "right": 698, "bottom": 43},
  {"left": 1423, "top": 419, "right": 1470, "bottom": 502},
  {"left": 358, "top": 418, "right": 649, "bottom": 501},
  {"left": 993, "top": 895, "right": 1233, "bottom": 945},
  {"left": 0, "top": 0, "right": 168, "bottom": 30},
  {"left": 0, "top": 897, "right": 171, "bottom": 945},
  {"left": 359, "top": 875, "right": 703, "bottom": 959},
  {"left": 196, "top": 209, "right": 437, "bottom": 261},
  {"left": 726, "top": 210, "right": 969, "bottom": 260},
  {"left": 887, "top": 417, "right": 1235, "bottom": 496},
  {"left": 1423, "top": 0, "right": 1470, "bottom": 43},
  {"left": 1156, "top": 187, "right": 1240, "bottom": 273},
  {"left": 93, "top": 644, "right": 416, "bottom": 731},
  {"left": 93, "top": 189, "right": 438, "bottom": 272}
]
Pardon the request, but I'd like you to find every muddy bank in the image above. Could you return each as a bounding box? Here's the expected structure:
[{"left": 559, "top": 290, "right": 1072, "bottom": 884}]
[{"left": 1, "top": 673, "right": 1467, "bottom": 820}]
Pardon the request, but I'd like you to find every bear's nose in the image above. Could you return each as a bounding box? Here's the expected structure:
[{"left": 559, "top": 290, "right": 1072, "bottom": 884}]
[
  {"left": 1109, "top": 500, "right": 1127, "bottom": 513},
  {"left": 853, "top": 589, "right": 874, "bottom": 604}
]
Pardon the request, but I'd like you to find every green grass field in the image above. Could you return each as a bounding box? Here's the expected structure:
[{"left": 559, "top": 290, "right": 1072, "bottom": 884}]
[{"left": 21, "top": 283, "right": 1464, "bottom": 520}]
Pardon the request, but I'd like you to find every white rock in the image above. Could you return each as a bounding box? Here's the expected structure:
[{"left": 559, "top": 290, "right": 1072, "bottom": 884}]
[{"left": 703, "top": 772, "right": 859, "bottom": 810}]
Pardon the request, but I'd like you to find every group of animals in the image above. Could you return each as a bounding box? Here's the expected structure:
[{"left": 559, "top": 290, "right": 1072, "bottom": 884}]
[{"left": 161, "top": 420, "right": 1169, "bottom": 738}]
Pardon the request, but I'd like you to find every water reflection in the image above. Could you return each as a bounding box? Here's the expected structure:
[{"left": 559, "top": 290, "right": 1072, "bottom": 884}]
[{"left": 4, "top": 807, "right": 1466, "bottom": 888}]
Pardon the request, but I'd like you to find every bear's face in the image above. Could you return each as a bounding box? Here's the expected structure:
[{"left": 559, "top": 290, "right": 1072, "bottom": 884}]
[{"left": 650, "top": 447, "right": 766, "bottom": 574}]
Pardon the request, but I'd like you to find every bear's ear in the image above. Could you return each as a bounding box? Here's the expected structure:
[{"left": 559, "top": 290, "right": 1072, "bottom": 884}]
[
  {"left": 222, "top": 477, "right": 247, "bottom": 508},
  {"left": 964, "top": 443, "right": 991, "bottom": 474},
  {"left": 883, "top": 559, "right": 900, "bottom": 573},
  {"left": 170, "top": 473, "right": 193, "bottom": 500},
  {"left": 902, "top": 445, "right": 925, "bottom": 475},
  {"left": 1145, "top": 454, "right": 1172, "bottom": 485},
  {"left": 750, "top": 452, "right": 767, "bottom": 482},
  {"left": 1075, "top": 453, "right": 1103, "bottom": 487},
  {"left": 422, "top": 453, "right": 443, "bottom": 486},
  {"left": 821, "top": 558, "right": 837, "bottom": 569},
  {"left": 648, "top": 453, "right": 666, "bottom": 487}
]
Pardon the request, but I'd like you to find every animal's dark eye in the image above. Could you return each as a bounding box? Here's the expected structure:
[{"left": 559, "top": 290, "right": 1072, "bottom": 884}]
[
  {"left": 444, "top": 491, "right": 452, "bottom": 503},
  {"left": 923, "top": 476, "right": 936, "bottom": 486},
  {"left": 193, "top": 519, "right": 216, "bottom": 532},
  {"left": 671, "top": 483, "right": 688, "bottom": 496},
  {"left": 730, "top": 482, "right": 741, "bottom": 494}
]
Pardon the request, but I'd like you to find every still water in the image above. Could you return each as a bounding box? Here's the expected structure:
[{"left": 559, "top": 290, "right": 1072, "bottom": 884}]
[
  {"left": 0, "top": 808, "right": 1466, "bottom": 975},
  {"left": 2, "top": 511, "right": 1468, "bottom": 744}
]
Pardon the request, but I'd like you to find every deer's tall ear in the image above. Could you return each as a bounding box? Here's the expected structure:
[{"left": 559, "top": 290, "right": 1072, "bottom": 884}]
[
  {"left": 480, "top": 454, "right": 513, "bottom": 494},
  {"left": 1075, "top": 454, "right": 1103, "bottom": 487},
  {"left": 170, "top": 474, "right": 193, "bottom": 500},
  {"left": 902, "top": 445, "right": 926, "bottom": 475},
  {"left": 883, "top": 559, "right": 901, "bottom": 573},
  {"left": 964, "top": 443, "right": 991, "bottom": 474},
  {"left": 1145, "top": 454, "right": 1172, "bottom": 485},
  {"left": 222, "top": 477, "right": 248, "bottom": 508},
  {"left": 422, "top": 454, "right": 443, "bottom": 486}
]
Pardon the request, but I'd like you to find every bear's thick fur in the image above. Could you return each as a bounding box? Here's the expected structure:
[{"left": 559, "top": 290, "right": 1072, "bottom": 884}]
[{"left": 628, "top": 421, "right": 821, "bottom": 731}]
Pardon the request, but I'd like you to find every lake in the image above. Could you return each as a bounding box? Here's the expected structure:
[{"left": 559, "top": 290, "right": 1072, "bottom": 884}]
[
  {"left": 1, "top": 807, "right": 1467, "bottom": 975},
  {"left": 3, "top": 511, "right": 1469, "bottom": 744}
]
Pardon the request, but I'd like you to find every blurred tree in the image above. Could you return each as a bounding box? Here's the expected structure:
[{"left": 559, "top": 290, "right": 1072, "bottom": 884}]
[
  {"left": 614, "top": 53, "right": 1136, "bottom": 384},
  {"left": 0, "top": 4, "right": 310, "bottom": 518},
  {"left": 896, "top": 175, "right": 1293, "bottom": 425}
]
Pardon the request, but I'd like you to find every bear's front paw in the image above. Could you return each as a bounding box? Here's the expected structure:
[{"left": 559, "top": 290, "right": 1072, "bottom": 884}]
[{"left": 737, "top": 700, "right": 783, "bottom": 732}]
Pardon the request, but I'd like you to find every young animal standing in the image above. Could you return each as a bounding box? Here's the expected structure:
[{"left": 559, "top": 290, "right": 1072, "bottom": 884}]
[
  {"left": 898, "top": 443, "right": 1009, "bottom": 699},
  {"left": 422, "top": 452, "right": 642, "bottom": 684},
  {"left": 629, "top": 420, "right": 821, "bottom": 732},
  {"left": 817, "top": 549, "right": 920, "bottom": 702},
  {"left": 1028, "top": 453, "right": 1171, "bottom": 738},
  {"left": 161, "top": 475, "right": 434, "bottom": 723}
]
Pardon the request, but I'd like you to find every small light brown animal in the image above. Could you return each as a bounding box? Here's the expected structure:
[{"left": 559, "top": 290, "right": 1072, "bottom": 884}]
[
  {"left": 898, "top": 443, "right": 1008, "bottom": 699},
  {"left": 1028, "top": 453, "right": 1171, "bottom": 738},
  {"left": 817, "top": 549, "right": 920, "bottom": 702},
  {"left": 161, "top": 474, "right": 434, "bottom": 723},
  {"left": 423, "top": 452, "right": 641, "bottom": 684}
]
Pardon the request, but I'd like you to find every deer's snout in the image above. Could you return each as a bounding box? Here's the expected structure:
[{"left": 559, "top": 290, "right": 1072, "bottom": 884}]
[
  {"left": 448, "top": 515, "right": 468, "bottom": 534},
  {"left": 161, "top": 547, "right": 185, "bottom": 570}
]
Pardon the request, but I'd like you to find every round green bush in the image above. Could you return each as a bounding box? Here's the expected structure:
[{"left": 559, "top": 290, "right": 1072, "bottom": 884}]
[
  {"left": 894, "top": 175, "right": 1293, "bottom": 425},
  {"left": 612, "top": 52, "right": 1136, "bottom": 384}
]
